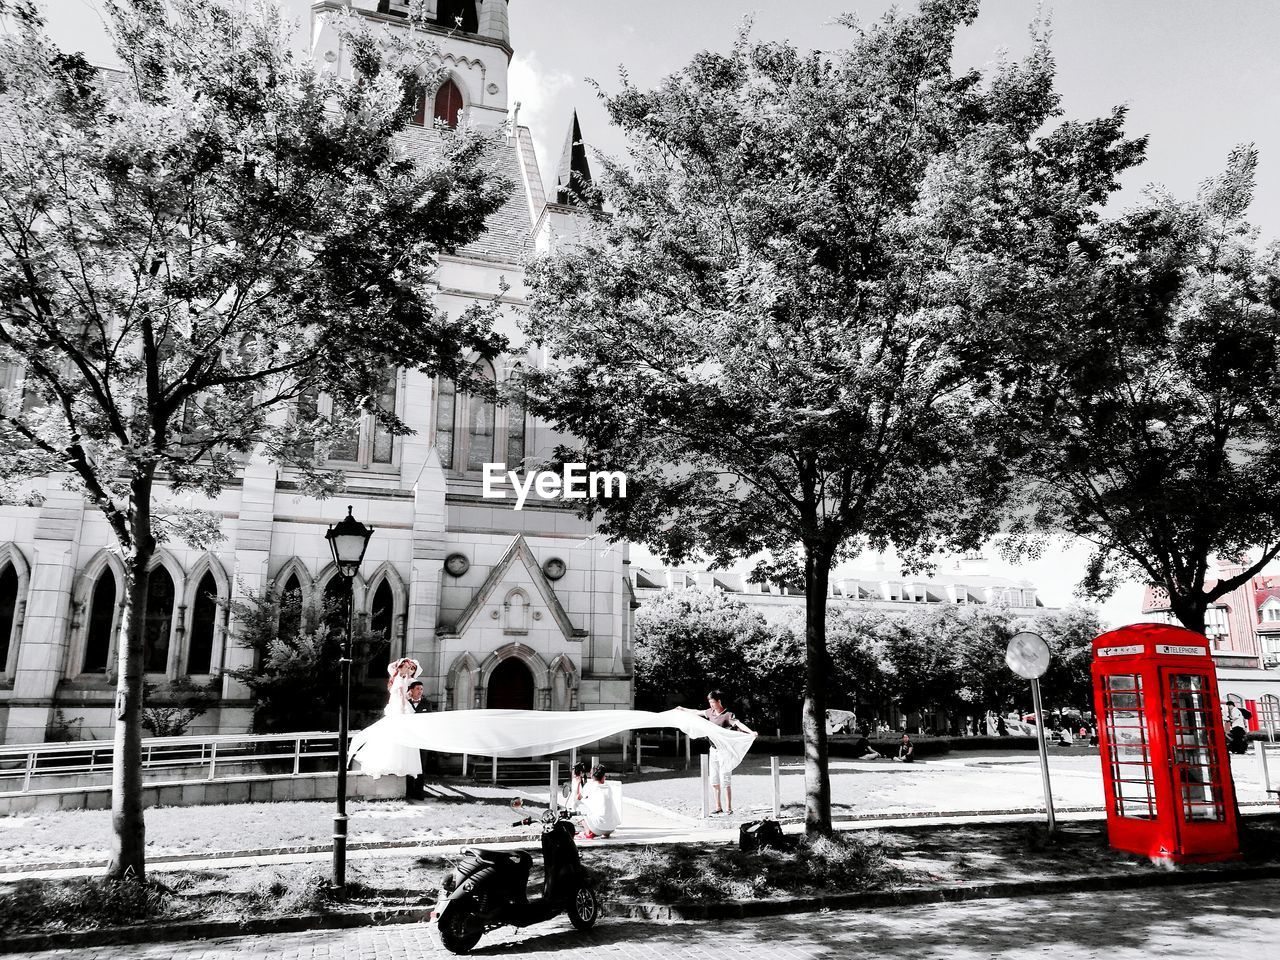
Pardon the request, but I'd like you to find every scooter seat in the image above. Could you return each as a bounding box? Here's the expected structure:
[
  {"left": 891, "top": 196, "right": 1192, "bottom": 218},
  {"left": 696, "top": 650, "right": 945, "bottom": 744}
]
[{"left": 461, "top": 848, "right": 532, "bottom": 869}]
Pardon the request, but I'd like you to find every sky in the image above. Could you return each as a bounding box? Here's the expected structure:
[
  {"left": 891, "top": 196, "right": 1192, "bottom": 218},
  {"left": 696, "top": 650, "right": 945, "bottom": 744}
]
[{"left": 38, "top": 0, "right": 1280, "bottom": 625}]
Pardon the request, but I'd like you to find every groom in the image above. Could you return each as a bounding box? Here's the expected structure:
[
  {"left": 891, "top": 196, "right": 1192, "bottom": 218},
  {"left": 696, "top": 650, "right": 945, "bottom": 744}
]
[{"left": 405, "top": 680, "right": 433, "bottom": 800}]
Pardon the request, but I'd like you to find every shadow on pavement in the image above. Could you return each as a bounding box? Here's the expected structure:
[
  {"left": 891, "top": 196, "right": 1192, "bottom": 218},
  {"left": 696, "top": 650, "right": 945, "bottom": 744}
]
[{"left": 468, "top": 881, "right": 1277, "bottom": 958}]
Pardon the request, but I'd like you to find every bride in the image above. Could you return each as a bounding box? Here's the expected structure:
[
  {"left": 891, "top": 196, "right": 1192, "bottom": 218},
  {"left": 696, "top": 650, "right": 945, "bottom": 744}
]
[{"left": 352, "top": 657, "right": 424, "bottom": 779}]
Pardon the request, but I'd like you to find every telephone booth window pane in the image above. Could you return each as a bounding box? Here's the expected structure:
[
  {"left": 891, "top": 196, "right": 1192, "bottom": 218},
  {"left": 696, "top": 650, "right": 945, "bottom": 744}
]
[
  {"left": 1167, "top": 674, "right": 1225, "bottom": 822},
  {"left": 1103, "top": 674, "right": 1157, "bottom": 819},
  {"left": 1260, "top": 695, "right": 1280, "bottom": 736}
]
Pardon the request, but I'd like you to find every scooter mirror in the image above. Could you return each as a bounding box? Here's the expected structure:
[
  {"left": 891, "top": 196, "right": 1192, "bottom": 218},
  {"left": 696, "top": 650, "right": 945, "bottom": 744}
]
[{"left": 510, "top": 797, "right": 524, "bottom": 812}]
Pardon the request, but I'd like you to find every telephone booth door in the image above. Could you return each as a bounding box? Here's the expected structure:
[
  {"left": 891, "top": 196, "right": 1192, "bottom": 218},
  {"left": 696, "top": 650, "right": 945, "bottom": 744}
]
[
  {"left": 1160, "top": 669, "right": 1235, "bottom": 858},
  {"left": 1097, "top": 671, "right": 1159, "bottom": 855}
]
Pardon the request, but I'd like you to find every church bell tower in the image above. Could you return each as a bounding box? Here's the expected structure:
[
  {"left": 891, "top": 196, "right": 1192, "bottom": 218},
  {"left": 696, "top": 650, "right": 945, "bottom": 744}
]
[{"left": 311, "top": 1, "right": 514, "bottom": 130}]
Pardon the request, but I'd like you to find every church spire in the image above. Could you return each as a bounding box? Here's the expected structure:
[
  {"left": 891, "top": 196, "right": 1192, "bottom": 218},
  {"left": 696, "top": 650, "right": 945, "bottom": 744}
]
[{"left": 554, "top": 111, "right": 598, "bottom": 208}]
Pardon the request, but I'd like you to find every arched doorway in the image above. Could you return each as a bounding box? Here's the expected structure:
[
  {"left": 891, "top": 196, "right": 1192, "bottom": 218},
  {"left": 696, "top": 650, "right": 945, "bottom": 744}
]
[{"left": 488, "top": 657, "right": 534, "bottom": 710}]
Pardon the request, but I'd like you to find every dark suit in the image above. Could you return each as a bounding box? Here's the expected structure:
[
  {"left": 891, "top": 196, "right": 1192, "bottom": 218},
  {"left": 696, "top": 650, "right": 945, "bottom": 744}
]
[{"left": 405, "top": 696, "right": 433, "bottom": 798}]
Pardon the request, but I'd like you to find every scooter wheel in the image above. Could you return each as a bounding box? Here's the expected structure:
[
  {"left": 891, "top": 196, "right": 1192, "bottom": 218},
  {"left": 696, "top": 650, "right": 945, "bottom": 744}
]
[
  {"left": 438, "top": 906, "right": 482, "bottom": 954},
  {"left": 569, "top": 884, "right": 599, "bottom": 931}
]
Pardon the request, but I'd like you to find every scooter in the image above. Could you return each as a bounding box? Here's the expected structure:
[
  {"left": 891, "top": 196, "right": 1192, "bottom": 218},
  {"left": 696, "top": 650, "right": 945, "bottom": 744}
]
[{"left": 434, "top": 807, "right": 600, "bottom": 954}]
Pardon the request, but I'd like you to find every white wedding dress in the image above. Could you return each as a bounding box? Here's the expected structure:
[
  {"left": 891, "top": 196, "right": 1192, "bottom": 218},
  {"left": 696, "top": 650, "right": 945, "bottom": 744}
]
[{"left": 352, "top": 674, "right": 423, "bottom": 779}]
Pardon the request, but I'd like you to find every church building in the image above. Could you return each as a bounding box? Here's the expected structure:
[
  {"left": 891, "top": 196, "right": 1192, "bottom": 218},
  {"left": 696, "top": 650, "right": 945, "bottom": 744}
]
[{"left": 0, "top": 0, "right": 635, "bottom": 744}]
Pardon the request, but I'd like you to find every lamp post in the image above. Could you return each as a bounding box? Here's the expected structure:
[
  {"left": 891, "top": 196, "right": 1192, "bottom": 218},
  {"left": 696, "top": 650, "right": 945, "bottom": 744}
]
[{"left": 325, "top": 505, "right": 373, "bottom": 889}]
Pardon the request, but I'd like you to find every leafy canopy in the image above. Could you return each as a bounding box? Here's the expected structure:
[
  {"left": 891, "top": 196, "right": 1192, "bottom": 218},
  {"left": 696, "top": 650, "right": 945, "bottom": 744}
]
[
  {"left": 0, "top": 0, "right": 508, "bottom": 544},
  {"left": 524, "top": 1, "right": 1145, "bottom": 579},
  {"left": 1002, "top": 145, "right": 1280, "bottom": 630}
]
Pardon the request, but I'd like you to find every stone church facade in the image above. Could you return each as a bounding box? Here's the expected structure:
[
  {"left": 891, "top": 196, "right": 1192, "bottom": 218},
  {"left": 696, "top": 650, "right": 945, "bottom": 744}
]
[{"left": 0, "top": 0, "right": 635, "bottom": 744}]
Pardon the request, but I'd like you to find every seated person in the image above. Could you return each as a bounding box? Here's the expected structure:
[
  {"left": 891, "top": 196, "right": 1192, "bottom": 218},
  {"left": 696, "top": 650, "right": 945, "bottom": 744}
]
[
  {"left": 851, "top": 731, "right": 881, "bottom": 759},
  {"left": 894, "top": 734, "right": 915, "bottom": 763},
  {"left": 561, "top": 760, "right": 589, "bottom": 812},
  {"left": 574, "top": 763, "right": 622, "bottom": 839}
]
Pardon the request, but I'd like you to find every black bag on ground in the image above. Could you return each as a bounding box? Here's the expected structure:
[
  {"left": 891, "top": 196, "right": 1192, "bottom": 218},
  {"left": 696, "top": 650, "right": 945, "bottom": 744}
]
[{"left": 739, "top": 818, "right": 788, "bottom": 853}]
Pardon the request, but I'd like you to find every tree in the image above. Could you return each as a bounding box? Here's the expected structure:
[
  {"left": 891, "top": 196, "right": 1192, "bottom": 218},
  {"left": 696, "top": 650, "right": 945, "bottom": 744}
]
[
  {"left": 823, "top": 607, "right": 891, "bottom": 721},
  {"left": 879, "top": 610, "right": 963, "bottom": 726},
  {"left": 524, "top": 1, "right": 1143, "bottom": 832},
  {"left": 632, "top": 587, "right": 761, "bottom": 710},
  {"left": 1003, "top": 146, "right": 1280, "bottom": 635},
  {"left": 226, "top": 585, "right": 387, "bottom": 733},
  {"left": 0, "top": 0, "right": 507, "bottom": 879},
  {"left": 1037, "top": 603, "right": 1104, "bottom": 712},
  {"left": 950, "top": 606, "right": 1023, "bottom": 720}
]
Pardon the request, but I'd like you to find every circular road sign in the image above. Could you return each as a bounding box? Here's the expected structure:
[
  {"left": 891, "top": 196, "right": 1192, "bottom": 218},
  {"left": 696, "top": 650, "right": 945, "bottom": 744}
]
[{"left": 1006, "top": 631, "right": 1051, "bottom": 680}]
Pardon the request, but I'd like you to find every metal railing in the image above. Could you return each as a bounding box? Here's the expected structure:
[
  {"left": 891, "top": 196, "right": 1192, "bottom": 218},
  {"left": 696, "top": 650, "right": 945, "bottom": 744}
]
[
  {"left": 0, "top": 730, "right": 694, "bottom": 800},
  {"left": 0, "top": 731, "right": 341, "bottom": 796}
]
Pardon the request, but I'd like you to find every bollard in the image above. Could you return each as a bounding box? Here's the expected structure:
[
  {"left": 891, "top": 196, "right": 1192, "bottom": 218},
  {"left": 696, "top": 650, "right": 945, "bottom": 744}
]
[
  {"left": 1258, "top": 741, "right": 1273, "bottom": 794},
  {"left": 700, "top": 753, "right": 710, "bottom": 819},
  {"left": 771, "top": 756, "right": 781, "bottom": 819},
  {"left": 549, "top": 758, "right": 560, "bottom": 814}
]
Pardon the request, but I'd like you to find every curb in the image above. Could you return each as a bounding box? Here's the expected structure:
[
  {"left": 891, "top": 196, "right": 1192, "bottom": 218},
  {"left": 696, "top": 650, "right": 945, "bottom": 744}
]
[
  {"left": 5, "top": 863, "right": 1280, "bottom": 952},
  {"left": 603, "top": 863, "right": 1280, "bottom": 920}
]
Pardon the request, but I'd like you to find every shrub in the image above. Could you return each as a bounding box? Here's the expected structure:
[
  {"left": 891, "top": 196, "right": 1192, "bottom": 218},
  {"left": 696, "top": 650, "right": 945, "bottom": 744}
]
[{"left": 0, "top": 878, "right": 175, "bottom": 934}]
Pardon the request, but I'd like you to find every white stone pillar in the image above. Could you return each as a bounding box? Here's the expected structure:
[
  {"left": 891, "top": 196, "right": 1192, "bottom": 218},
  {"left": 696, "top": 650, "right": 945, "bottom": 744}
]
[
  {"left": 411, "top": 449, "right": 447, "bottom": 706},
  {"left": 5, "top": 480, "right": 85, "bottom": 743}
]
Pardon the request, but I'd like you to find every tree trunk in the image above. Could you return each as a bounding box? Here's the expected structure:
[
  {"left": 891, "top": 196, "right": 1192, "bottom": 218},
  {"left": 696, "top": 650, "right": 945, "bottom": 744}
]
[
  {"left": 801, "top": 546, "right": 833, "bottom": 836},
  {"left": 1168, "top": 594, "right": 1208, "bottom": 636},
  {"left": 107, "top": 480, "right": 155, "bottom": 881}
]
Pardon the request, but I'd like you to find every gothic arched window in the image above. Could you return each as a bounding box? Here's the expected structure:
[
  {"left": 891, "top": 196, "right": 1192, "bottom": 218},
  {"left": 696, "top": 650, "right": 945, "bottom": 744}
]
[
  {"left": 370, "top": 580, "right": 394, "bottom": 644},
  {"left": 143, "top": 567, "right": 176, "bottom": 673},
  {"left": 436, "top": 0, "right": 478, "bottom": 33},
  {"left": 279, "top": 573, "right": 303, "bottom": 640},
  {"left": 0, "top": 563, "right": 17, "bottom": 673},
  {"left": 323, "top": 575, "right": 348, "bottom": 636},
  {"left": 434, "top": 375, "right": 457, "bottom": 468},
  {"left": 466, "top": 359, "right": 496, "bottom": 471},
  {"left": 503, "top": 589, "right": 529, "bottom": 635},
  {"left": 433, "top": 79, "right": 464, "bottom": 129},
  {"left": 437, "top": 360, "right": 528, "bottom": 474},
  {"left": 505, "top": 367, "right": 526, "bottom": 470},
  {"left": 83, "top": 568, "right": 117, "bottom": 673},
  {"left": 367, "top": 580, "right": 394, "bottom": 678},
  {"left": 187, "top": 571, "right": 218, "bottom": 675}
]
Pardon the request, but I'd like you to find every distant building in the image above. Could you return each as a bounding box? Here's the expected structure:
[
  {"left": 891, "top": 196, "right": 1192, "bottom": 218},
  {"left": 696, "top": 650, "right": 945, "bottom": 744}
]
[
  {"left": 1139, "top": 560, "right": 1280, "bottom": 723},
  {"left": 630, "top": 554, "right": 1056, "bottom": 625}
]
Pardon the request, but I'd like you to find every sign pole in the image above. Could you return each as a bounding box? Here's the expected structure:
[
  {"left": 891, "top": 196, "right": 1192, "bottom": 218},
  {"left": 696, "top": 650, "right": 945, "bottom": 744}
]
[
  {"left": 1030, "top": 676, "right": 1057, "bottom": 834},
  {"left": 1006, "top": 630, "right": 1057, "bottom": 836}
]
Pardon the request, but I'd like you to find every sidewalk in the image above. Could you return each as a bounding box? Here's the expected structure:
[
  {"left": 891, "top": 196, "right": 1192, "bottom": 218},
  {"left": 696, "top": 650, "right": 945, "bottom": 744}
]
[
  {"left": 3, "top": 878, "right": 1278, "bottom": 959},
  {"left": 4, "top": 809, "right": 1278, "bottom": 954}
]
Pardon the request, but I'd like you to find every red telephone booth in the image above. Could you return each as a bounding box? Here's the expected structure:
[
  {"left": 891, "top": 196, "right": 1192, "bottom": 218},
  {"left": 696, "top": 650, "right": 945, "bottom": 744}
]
[{"left": 1091, "top": 623, "right": 1239, "bottom": 864}]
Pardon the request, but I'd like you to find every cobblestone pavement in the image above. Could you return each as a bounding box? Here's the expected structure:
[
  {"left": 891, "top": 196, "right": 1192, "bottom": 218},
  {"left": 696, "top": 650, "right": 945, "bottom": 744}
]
[{"left": 9, "top": 880, "right": 1279, "bottom": 959}]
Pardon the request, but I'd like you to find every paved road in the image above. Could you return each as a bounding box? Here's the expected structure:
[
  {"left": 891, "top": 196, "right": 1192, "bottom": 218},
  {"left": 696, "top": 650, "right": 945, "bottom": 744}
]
[{"left": 9, "top": 880, "right": 1279, "bottom": 959}]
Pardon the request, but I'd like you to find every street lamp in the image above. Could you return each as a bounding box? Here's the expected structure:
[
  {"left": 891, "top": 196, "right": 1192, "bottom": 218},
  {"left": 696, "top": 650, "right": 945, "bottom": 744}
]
[{"left": 325, "top": 505, "right": 373, "bottom": 889}]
